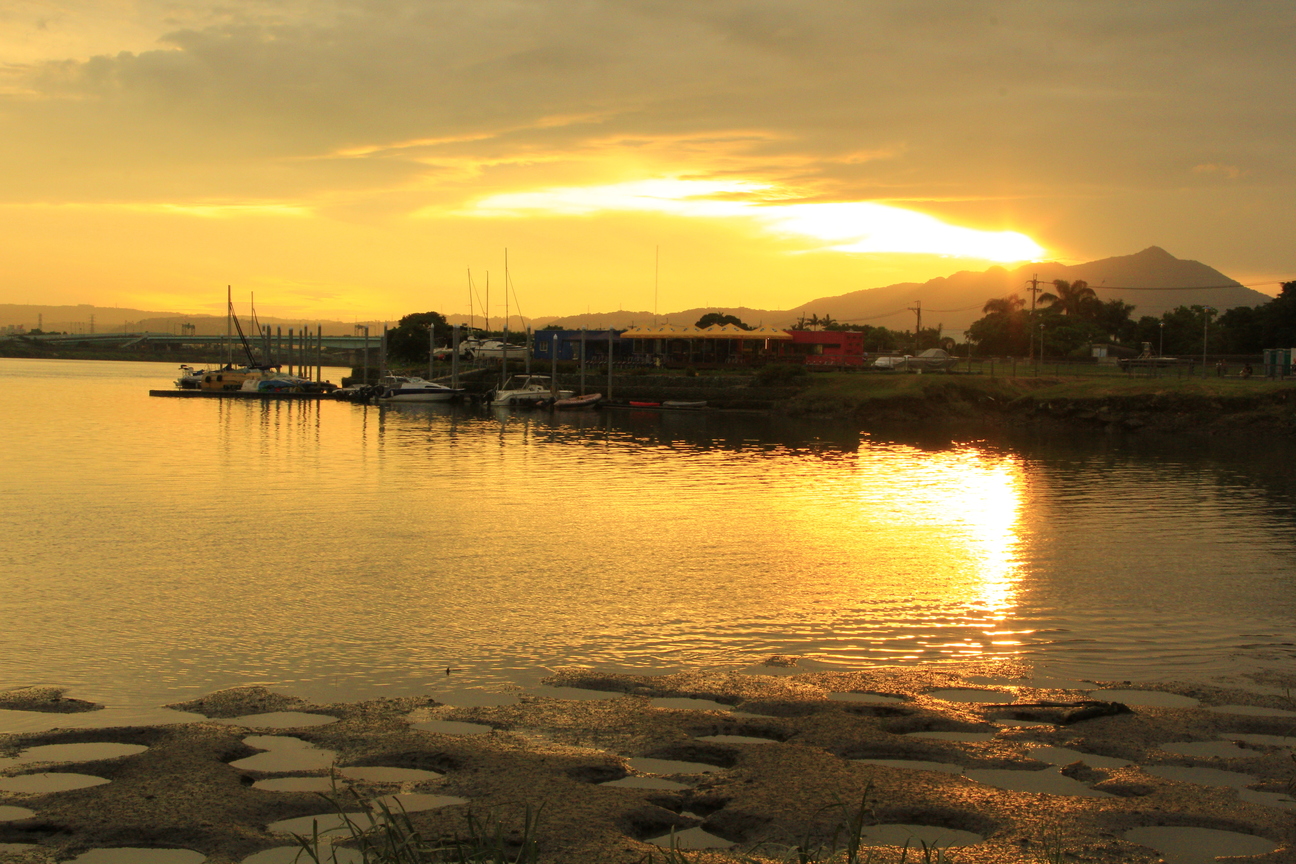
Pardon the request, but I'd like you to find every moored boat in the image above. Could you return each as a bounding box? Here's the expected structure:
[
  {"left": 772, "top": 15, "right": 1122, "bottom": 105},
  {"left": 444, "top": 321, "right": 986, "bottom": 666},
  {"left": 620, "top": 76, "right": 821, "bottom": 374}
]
[
  {"left": 375, "top": 375, "right": 463, "bottom": 402},
  {"left": 198, "top": 365, "right": 279, "bottom": 391},
  {"left": 490, "top": 375, "right": 573, "bottom": 406},
  {"left": 554, "top": 392, "right": 602, "bottom": 410},
  {"left": 175, "top": 365, "right": 206, "bottom": 389},
  {"left": 460, "top": 339, "right": 527, "bottom": 361}
]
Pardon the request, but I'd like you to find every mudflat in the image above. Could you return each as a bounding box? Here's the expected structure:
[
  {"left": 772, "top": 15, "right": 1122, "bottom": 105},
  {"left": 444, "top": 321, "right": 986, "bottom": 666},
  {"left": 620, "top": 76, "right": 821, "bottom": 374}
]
[{"left": 1, "top": 661, "right": 1294, "bottom": 863}]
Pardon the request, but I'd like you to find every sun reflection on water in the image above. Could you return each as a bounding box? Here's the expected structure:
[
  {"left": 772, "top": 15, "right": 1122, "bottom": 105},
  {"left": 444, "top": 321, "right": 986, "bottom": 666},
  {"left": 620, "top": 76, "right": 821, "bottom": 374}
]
[{"left": 770, "top": 440, "right": 1027, "bottom": 664}]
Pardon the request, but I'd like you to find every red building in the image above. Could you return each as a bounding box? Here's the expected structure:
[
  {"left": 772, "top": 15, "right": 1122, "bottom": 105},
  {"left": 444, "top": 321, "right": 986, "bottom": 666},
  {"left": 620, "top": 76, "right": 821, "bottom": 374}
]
[{"left": 770, "top": 330, "right": 866, "bottom": 366}]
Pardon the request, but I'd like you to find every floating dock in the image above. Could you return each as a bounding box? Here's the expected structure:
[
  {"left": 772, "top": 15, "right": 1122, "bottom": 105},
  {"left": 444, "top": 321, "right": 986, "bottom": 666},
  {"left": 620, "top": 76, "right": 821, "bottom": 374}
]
[{"left": 149, "top": 390, "right": 332, "bottom": 400}]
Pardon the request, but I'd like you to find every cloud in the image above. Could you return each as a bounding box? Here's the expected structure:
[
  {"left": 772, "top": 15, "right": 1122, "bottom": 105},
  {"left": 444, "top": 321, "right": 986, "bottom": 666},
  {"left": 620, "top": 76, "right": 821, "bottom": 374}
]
[
  {"left": 0, "top": 0, "right": 1293, "bottom": 313},
  {"left": 2, "top": 0, "right": 1292, "bottom": 207},
  {"left": 1192, "top": 163, "right": 1245, "bottom": 180},
  {"left": 460, "top": 177, "right": 1043, "bottom": 261}
]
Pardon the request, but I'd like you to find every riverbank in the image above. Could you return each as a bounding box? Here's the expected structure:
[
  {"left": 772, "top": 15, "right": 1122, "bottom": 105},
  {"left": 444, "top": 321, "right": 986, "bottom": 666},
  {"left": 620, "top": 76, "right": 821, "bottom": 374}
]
[
  {"left": 784, "top": 374, "right": 1296, "bottom": 434},
  {"left": 1, "top": 663, "right": 1293, "bottom": 864},
  {"left": 5, "top": 351, "right": 1296, "bottom": 433}
]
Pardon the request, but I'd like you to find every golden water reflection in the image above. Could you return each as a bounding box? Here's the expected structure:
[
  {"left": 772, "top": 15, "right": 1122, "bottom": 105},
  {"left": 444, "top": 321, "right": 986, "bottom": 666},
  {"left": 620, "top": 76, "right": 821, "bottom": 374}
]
[
  {"left": 8, "top": 362, "right": 1294, "bottom": 707},
  {"left": 436, "top": 405, "right": 1033, "bottom": 669},
  {"left": 770, "top": 441, "right": 1026, "bottom": 663}
]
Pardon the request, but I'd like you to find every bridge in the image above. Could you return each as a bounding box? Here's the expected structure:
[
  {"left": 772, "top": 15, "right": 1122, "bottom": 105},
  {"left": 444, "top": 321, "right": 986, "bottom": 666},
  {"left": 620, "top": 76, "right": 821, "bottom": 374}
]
[{"left": 4, "top": 332, "right": 377, "bottom": 351}]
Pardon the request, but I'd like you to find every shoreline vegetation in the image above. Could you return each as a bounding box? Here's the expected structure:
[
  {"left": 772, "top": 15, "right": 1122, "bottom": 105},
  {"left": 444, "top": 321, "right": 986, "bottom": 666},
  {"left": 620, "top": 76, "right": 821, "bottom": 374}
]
[
  {"left": 1, "top": 663, "right": 1294, "bottom": 863},
  {"left": 3, "top": 349, "right": 1295, "bottom": 433},
  {"left": 782, "top": 373, "right": 1296, "bottom": 434}
]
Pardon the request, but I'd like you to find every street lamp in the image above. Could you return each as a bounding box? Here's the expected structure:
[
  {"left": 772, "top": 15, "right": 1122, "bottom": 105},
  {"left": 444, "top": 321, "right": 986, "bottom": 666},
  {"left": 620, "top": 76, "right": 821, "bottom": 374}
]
[
  {"left": 1202, "top": 307, "right": 1215, "bottom": 378},
  {"left": 1158, "top": 321, "right": 1164, "bottom": 358},
  {"left": 1037, "top": 323, "right": 1044, "bottom": 375}
]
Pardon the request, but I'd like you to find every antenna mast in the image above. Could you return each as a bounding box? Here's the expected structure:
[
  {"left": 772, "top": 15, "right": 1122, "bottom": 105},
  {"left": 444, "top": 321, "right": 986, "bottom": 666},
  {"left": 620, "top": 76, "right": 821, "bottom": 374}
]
[{"left": 654, "top": 245, "right": 659, "bottom": 324}]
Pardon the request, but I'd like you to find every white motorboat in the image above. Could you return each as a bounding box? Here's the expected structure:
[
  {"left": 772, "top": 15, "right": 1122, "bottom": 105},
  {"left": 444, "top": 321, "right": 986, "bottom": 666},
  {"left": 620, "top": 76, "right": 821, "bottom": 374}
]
[
  {"left": 490, "top": 375, "right": 573, "bottom": 406},
  {"left": 175, "top": 364, "right": 206, "bottom": 389},
  {"left": 459, "top": 339, "right": 527, "bottom": 361},
  {"left": 376, "top": 375, "right": 464, "bottom": 402}
]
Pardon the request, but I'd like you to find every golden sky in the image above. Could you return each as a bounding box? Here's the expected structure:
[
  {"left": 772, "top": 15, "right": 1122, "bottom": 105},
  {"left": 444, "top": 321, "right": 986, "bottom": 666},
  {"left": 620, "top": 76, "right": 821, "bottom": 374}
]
[{"left": 2, "top": 1, "right": 1293, "bottom": 320}]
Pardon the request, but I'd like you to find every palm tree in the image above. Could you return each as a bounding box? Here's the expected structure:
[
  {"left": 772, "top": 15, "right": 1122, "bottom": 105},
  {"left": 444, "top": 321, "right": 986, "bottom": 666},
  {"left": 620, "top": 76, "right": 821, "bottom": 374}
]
[
  {"left": 1039, "top": 280, "right": 1098, "bottom": 317},
  {"left": 982, "top": 295, "right": 1025, "bottom": 316}
]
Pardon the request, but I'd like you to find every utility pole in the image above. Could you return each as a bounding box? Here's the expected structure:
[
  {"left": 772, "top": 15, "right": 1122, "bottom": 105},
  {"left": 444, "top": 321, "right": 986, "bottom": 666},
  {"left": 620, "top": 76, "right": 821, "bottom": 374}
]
[
  {"left": 1025, "top": 274, "right": 1043, "bottom": 365},
  {"left": 908, "top": 300, "right": 922, "bottom": 351}
]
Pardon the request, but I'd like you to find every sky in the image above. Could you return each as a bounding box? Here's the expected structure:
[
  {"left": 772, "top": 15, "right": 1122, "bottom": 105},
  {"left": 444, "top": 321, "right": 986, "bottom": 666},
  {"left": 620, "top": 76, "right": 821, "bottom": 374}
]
[{"left": 2, "top": 0, "right": 1294, "bottom": 321}]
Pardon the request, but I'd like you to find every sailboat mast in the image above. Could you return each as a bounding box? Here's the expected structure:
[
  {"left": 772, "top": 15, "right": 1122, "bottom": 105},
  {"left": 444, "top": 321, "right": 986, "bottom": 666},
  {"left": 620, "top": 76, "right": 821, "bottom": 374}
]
[
  {"left": 503, "top": 250, "right": 510, "bottom": 384},
  {"left": 226, "top": 285, "right": 232, "bottom": 367}
]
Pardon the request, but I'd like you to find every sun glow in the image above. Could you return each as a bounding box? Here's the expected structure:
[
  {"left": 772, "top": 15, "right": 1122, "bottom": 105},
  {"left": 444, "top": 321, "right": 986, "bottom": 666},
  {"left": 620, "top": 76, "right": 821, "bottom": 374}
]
[
  {"left": 850, "top": 445, "right": 1026, "bottom": 619},
  {"left": 763, "top": 441, "right": 1029, "bottom": 666},
  {"left": 466, "top": 178, "right": 1043, "bottom": 262}
]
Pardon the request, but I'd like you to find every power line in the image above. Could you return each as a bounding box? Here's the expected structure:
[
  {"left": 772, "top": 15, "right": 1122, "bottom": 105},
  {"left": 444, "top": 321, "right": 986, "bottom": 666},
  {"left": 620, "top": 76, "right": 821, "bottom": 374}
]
[
  {"left": 838, "top": 300, "right": 990, "bottom": 323},
  {"left": 922, "top": 302, "right": 989, "bottom": 313},
  {"left": 1088, "top": 283, "right": 1270, "bottom": 292},
  {"left": 837, "top": 307, "right": 911, "bottom": 323}
]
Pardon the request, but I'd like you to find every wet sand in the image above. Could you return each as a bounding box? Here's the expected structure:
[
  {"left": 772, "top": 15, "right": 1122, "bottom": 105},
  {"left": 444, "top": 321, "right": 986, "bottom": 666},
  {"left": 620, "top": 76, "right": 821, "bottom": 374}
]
[{"left": 1, "top": 662, "right": 1294, "bottom": 863}]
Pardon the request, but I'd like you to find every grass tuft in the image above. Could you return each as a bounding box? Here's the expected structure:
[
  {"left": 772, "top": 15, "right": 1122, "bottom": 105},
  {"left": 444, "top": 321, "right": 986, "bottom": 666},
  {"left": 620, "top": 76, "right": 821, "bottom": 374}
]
[{"left": 291, "top": 780, "right": 542, "bottom": 864}]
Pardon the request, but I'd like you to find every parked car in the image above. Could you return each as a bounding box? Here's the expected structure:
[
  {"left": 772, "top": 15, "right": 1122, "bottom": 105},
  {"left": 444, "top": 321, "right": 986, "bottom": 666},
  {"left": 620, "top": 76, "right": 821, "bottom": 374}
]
[{"left": 872, "top": 348, "right": 958, "bottom": 371}]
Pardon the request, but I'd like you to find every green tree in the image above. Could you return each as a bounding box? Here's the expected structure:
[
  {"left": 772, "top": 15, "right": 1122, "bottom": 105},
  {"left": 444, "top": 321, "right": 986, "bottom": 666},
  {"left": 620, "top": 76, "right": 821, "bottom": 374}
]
[
  {"left": 982, "top": 295, "right": 1025, "bottom": 316},
  {"left": 1259, "top": 280, "right": 1296, "bottom": 348},
  {"left": 1092, "top": 300, "right": 1137, "bottom": 343},
  {"left": 969, "top": 295, "right": 1030, "bottom": 355},
  {"left": 1039, "top": 280, "right": 1099, "bottom": 318},
  {"left": 1217, "top": 305, "right": 1264, "bottom": 353},
  {"left": 386, "top": 311, "right": 450, "bottom": 365},
  {"left": 1154, "top": 305, "right": 1219, "bottom": 356},
  {"left": 695, "top": 312, "right": 753, "bottom": 329}
]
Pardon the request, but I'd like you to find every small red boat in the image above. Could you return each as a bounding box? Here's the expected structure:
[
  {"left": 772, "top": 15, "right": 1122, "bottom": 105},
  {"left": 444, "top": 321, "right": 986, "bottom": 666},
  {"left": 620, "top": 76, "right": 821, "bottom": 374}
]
[
  {"left": 628, "top": 401, "right": 661, "bottom": 408},
  {"left": 554, "top": 392, "right": 603, "bottom": 409}
]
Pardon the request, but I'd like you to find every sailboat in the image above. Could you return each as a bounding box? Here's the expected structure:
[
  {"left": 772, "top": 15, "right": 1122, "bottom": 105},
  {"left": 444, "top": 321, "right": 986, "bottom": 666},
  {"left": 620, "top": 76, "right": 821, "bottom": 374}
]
[
  {"left": 193, "top": 289, "right": 330, "bottom": 392},
  {"left": 460, "top": 258, "right": 528, "bottom": 361}
]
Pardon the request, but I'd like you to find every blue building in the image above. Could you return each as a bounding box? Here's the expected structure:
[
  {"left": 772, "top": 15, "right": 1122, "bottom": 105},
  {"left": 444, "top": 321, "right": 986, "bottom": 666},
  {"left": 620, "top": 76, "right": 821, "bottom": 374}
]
[{"left": 531, "top": 329, "right": 633, "bottom": 362}]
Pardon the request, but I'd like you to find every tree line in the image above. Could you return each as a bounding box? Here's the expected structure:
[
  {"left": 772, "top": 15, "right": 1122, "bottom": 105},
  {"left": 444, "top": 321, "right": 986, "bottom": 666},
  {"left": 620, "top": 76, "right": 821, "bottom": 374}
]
[
  {"left": 380, "top": 277, "right": 1296, "bottom": 366},
  {"left": 968, "top": 279, "right": 1296, "bottom": 358}
]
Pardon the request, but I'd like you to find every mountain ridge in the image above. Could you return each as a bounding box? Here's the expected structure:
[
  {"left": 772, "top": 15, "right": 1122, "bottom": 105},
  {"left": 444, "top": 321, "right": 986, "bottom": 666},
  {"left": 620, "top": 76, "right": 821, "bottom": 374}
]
[
  {"left": 1, "top": 248, "right": 1275, "bottom": 337},
  {"left": 532, "top": 247, "right": 1272, "bottom": 334}
]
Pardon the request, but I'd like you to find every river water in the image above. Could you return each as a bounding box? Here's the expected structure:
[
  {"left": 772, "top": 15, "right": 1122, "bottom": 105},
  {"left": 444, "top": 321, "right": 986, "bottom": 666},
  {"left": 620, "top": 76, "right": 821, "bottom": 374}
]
[{"left": 1, "top": 359, "right": 1293, "bottom": 708}]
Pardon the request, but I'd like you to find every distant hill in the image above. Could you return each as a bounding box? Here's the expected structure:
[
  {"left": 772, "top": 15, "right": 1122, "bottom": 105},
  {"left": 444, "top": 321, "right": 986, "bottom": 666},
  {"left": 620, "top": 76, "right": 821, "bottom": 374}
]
[
  {"left": 0, "top": 304, "right": 382, "bottom": 336},
  {"left": 530, "top": 247, "right": 1270, "bottom": 336},
  {"left": 3, "top": 248, "right": 1274, "bottom": 338}
]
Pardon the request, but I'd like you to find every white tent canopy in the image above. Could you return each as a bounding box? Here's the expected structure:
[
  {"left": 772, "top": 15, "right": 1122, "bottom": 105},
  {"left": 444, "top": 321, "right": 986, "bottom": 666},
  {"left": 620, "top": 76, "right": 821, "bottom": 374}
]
[{"left": 620, "top": 324, "right": 792, "bottom": 340}]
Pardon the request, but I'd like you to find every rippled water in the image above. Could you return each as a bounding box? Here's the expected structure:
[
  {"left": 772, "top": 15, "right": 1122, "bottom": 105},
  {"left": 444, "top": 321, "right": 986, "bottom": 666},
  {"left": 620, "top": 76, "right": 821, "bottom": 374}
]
[{"left": 1, "top": 358, "right": 1294, "bottom": 707}]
